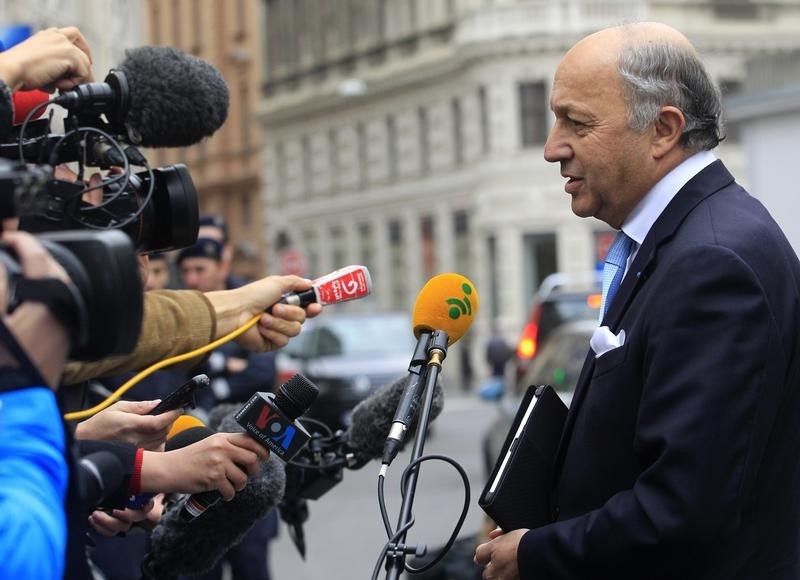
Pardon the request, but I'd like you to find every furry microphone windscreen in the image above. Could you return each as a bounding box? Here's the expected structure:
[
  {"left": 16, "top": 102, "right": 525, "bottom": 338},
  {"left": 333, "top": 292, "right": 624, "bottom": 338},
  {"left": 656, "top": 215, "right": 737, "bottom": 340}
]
[
  {"left": 346, "top": 375, "right": 445, "bottom": 463},
  {"left": 143, "top": 407, "right": 286, "bottom": 579},
  {"left": 118, "top": 46, "right": 229, "bottom": 148}
]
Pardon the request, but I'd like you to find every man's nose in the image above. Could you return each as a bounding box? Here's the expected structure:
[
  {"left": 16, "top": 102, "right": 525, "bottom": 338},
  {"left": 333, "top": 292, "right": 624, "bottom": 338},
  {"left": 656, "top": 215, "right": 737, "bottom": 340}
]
[{"left": 543, "top": 123, "right": 570, "bottom": 163}]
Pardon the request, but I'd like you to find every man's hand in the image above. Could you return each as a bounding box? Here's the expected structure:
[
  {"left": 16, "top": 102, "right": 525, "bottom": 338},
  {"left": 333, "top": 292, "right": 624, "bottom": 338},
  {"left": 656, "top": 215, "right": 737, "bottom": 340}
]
[
  {"left": 74, "top": 400, "right": 182, "bottom": 450},
  {"left": 474, "top": 527, "right": 527, "bottom": 580},
  {"left": 0, "top": 26, "right": 93, "bottom": 92},
  {"left": 140, "top": 432, "right": 269, "bottom": 499},
  {"left": 1, "top": 231, "right": 72, "bottom": 389},
  {"left": 205, "top": 275, "right": 322, "bottom": 352}
]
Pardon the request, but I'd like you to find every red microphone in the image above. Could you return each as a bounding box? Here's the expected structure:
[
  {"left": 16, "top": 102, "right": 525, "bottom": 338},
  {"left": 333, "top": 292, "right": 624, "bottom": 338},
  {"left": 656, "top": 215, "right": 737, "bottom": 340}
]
[
  {"left": 277, "top": 265, "right": 372, "bottom": 308},
  {"left": 12, "top": 90, "right": 50, "bottom": 124}
]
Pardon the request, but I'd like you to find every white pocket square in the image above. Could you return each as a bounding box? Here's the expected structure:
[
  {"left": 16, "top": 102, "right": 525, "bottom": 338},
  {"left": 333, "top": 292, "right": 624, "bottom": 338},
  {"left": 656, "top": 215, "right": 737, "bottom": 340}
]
[{"left": 590, "top": 326, "right": 626, "bottom": 358}]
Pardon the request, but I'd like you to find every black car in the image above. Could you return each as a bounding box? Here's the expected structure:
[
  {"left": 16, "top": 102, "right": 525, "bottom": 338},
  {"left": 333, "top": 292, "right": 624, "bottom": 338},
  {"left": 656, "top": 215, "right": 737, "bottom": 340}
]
[
  {"left": 513, "top": 272, "right": 601, "bottom": 382},
  {"left": 274, "top": 311, "right": 416, "bottom": 430}
]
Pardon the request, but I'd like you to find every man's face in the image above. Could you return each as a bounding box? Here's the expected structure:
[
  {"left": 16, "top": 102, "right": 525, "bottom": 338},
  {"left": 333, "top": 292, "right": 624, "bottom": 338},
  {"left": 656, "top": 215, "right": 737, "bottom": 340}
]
[
  {"left": 180, "top": 257, "right": 226, "bottom": 292},
  {"left": 543, "top": 39, "right": 654, "bottom": 228},
  {"left": 146, "top": 259, "right": 170, "bottom": 291}
]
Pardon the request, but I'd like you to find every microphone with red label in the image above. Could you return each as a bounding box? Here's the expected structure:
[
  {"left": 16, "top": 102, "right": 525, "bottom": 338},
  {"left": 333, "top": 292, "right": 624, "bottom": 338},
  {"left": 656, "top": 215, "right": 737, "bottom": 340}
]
[{"left": 275, "top": 265, "right": 372, "bottom": 309}]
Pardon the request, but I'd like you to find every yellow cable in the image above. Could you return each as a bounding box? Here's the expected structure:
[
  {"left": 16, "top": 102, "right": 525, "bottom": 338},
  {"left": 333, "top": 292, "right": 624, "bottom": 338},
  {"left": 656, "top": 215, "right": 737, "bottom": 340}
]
[{"left": 63, "top": 313, "right": 262, "bottom": 421}]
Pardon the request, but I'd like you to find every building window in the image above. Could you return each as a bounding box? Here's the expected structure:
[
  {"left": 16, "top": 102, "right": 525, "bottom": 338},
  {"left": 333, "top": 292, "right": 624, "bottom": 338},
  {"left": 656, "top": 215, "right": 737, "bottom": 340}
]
[
  {"left": 357, "top": 122, "right": 368, "bottom": 189},
  {"left": 328, "top": 129, "right": 339, "bottom": 192},
  {"left": 519, "top": 81, "right": 548, "bottom": 147},
  {"left": 418, "top": 106, "right": 430, "bottom": 174},
  {"left": 301, "top": 135, "right": 312, "bottom": 199},
  {"left": 522, "top": 233, "right": 558, "bottom": 311},
  {"left": 452, "top": 97, "right": 464, "bottom": 165},
  {"left": 235, "top": 0, "right": 247, "bottom": 40},
  {"left": 304, "top": 228, "right": 320, "bottom": 277},
  {"left": 387, "top": 115, "right": 398, "bottom": 180},
  {"left": 420, "top": 215, "right": 436, "bottom": 279},
  {"left": 720, "top": 78, "right": 743, "bottom": 144},
  {"left": 330, "top": 226, "right": 345, "bottom": 271},
  {"left": 453, "top": 210, "right": 470, "bottom": 275},
  {"left": 275, "top": 142, "right": 287, "bottom": 205},
  {"left": 713, "top": 0, "right": 757, "bottom": 19},
  {"left": 358, "top": 222, "right": 375, "bottom": 279},
  {"left": 171, "top": 0, "right": 182, "bottom": 47},
  {"left": 388, "top": 220, "right": 407, "bottom": 306},
  {"left": 479, "top": 85, "right": 490, "bottom": 154},
  {"left": 240, "top": 79, "right": 251, "bottom": 150}
]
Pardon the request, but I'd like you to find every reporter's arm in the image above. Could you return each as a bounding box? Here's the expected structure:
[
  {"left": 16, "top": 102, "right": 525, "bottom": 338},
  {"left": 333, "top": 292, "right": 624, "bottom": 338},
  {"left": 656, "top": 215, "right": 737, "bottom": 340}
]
[
  {"left": 63, "top": 275, "right": 319, "bottom": 384},
  {"left": 63, "top": 289, "right": 215, "bottom": 384}
]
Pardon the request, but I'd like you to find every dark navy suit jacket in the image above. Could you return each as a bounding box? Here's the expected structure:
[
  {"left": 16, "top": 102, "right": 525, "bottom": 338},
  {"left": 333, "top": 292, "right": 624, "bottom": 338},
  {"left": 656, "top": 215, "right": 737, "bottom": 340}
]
[{"left": 518, "top": 161, "right": 800, "bottom": 579}]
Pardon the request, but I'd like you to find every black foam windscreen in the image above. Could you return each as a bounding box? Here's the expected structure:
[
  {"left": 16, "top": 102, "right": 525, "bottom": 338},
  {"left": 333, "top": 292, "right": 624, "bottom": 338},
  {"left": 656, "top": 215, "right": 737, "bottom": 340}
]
[
  {"left": 143, "top": 408, "right": 285, "bottom": 579},
  {"left": 119, "top": 46, "right": 229, "bottom": 148},
  {"left": 346, "top": 375, "right": 444, "bottom": 463}
]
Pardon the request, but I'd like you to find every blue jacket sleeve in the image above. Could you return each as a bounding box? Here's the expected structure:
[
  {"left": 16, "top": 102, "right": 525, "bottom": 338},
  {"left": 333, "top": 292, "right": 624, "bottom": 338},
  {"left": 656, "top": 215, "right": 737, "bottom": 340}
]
[{"left": 0, "top": 387, "right": 68, "bottom": 579}]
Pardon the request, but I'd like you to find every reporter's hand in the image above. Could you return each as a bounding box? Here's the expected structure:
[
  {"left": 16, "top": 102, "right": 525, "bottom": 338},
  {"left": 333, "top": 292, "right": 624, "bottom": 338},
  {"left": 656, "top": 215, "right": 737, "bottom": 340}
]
[
  {"left": 1, "top": 231, "right": 72, "bottom": 388},
  {"left": 474, "top": 528, "right": 527, "bottom": 580},
  {"left": 74, "top": 400, "right": 182, "bottom": 450},
  {"left": 205, "top": 275, "right": 322, "bottom": 353},
  {"left": 0, "top": 26, "right": 93, "bottom": 92},
  {"left": 88, "top": 499, "right": 154, "bottom": 537},
  {"left": 140, "top": 432, "right": 269, "bottom": 499}
]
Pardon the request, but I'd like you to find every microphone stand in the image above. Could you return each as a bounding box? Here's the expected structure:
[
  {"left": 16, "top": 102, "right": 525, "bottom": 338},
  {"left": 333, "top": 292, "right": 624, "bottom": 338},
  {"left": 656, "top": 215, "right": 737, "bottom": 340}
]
[{"left": 384, "top": 330, "right": 449, "bottom": 579}]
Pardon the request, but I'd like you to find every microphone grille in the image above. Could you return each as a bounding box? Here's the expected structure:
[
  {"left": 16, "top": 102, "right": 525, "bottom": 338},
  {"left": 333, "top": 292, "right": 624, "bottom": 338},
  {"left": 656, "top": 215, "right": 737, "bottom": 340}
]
[{"left": 274, "top": 373, "right": 319, "bottom": 420}]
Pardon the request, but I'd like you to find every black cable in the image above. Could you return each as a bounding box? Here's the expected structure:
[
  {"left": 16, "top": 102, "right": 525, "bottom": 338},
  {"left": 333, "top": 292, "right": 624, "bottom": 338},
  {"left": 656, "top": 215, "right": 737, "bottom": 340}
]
[
  {"left": 17, "top": 99, "right": 56, "bottom": 165},
  {"left": 375, "top": 454, "right": 471, "bottom": 576}
]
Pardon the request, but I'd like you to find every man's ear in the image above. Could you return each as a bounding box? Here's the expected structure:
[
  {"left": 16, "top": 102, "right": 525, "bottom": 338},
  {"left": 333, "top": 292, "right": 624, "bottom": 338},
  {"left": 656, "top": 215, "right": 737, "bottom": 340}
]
[{"left": 651, "top": 106, "right": 685, "bottom": 159}]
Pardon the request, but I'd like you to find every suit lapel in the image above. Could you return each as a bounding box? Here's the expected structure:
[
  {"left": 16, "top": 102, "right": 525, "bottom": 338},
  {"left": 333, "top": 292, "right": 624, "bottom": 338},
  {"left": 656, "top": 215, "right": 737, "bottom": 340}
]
[{"left": 550, "top": 160, "right": 736, "bottom": 491}]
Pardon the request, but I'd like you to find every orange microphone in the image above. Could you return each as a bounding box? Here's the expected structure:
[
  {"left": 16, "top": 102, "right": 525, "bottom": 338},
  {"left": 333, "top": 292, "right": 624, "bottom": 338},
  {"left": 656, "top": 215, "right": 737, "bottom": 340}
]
[
  {"left": 382, "top": 273, "right": 480, "bottom": 466},
  {"left": 166, "top": 414, "right": 207, "bottom": 442},
  {"left": 411, "top": 273, "right": 480, "bottom": 345}
]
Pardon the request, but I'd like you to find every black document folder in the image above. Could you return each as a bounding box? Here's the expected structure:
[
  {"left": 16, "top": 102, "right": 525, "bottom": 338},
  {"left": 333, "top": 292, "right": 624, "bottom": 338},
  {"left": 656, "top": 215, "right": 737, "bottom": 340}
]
[{"left": 479, "top": 385, "right": 568, "bottom": 531}]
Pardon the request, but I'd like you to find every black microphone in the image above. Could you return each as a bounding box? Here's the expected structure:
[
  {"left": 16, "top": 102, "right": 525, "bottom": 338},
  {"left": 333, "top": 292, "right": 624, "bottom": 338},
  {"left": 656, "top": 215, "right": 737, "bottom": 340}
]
[
  {"left": 179, "top": 374, "right": 318, "bottom": 521},
  {"left": 142, "top": 410, "right": 286, "bottom": 580},
  {"left": 77, "top": 450, "right": 125, "bottom": 508},
  {"left": 234, "top": 373, "right": 319, "bottom": 462},
  {"left": 347, "top": 375, "right": 445, "bottom": 468},
  {"left": 54, "top": 45, "right": 229, "bottom": 148}
]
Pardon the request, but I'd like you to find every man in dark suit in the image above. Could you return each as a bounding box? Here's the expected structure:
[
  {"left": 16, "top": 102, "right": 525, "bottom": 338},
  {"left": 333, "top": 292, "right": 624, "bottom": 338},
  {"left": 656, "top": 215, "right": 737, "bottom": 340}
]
[{"left": 475, "top": 22, "right": 800, "bottom": 579}]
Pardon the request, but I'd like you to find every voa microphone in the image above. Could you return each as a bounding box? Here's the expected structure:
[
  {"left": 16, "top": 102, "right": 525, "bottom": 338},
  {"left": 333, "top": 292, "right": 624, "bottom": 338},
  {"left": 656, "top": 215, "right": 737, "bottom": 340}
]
[
  {"left": 143, "top": 411, "right": 286, "bottom": 580},
  {"left": 179, "top": 373, "right": 318, "bottom": 521}
]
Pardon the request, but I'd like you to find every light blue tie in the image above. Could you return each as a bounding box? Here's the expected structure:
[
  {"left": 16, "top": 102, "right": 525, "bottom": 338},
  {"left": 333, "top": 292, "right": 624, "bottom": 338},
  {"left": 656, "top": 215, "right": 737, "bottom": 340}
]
[{"left": 600, "top": 231, "right": 635, "bottom": 321}]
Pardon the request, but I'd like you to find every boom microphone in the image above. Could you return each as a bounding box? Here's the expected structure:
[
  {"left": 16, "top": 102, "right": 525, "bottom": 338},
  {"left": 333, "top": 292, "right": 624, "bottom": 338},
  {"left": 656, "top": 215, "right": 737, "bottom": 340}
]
[
  {"left": 382, "top": 273, "right": 479, "bottom": 466},
  {"left": 143, "top": 409, "right": 286, "bottom": 580},
  {"left": 54, "top": 45, "right": 229, "bottom": 148}
]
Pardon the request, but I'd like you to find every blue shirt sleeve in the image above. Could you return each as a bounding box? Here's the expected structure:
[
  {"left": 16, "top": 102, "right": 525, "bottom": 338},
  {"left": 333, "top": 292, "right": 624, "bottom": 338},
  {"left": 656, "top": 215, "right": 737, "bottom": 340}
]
[{"left": 0, "top": 387, "right": 68, "bottom": 579}]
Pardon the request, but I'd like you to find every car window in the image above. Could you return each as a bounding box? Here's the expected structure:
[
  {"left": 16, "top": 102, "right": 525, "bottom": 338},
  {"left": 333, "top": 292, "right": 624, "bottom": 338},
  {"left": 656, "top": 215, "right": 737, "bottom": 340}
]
[
  {"left": 307, "top": 315, "right": 414, "bottom": 357},
  {"left": 520, "top": 327, "right": 593, "bottom": 394},
  {"left": 538, "top": 295, "right": 599, "bottom": 341}
]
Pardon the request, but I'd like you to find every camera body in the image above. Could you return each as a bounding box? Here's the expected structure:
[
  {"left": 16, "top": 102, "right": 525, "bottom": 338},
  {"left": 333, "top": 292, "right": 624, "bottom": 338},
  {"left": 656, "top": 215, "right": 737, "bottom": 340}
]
[
  {"left": 0, "top": 160, "right": 143, "bottom": 361},
  {"left": 0, "top": 70, "right": 199, "bottom": 253}
]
